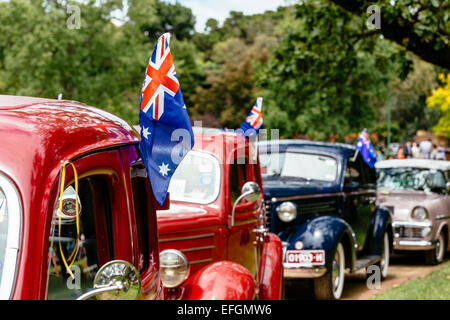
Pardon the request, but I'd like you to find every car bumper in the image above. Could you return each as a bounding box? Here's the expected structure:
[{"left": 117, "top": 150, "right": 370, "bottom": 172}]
[
  {"left": 283, "top": 265, "right": 327, "bottom": 279},
  {"left": 393, "top": 221, "right": 436, "bottom": 250},
  {"left": 394, "top": 239, "right": 437, "bottom": 251}
]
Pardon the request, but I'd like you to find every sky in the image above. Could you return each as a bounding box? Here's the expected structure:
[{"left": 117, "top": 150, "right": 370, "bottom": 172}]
[{"left": 166, "top": 0, "right": 293, "bottom": 32}]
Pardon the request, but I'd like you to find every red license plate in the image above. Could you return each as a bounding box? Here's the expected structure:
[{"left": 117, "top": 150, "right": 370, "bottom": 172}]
[{"left": 285, "top": 250, "right": 325, "bottom": 266}]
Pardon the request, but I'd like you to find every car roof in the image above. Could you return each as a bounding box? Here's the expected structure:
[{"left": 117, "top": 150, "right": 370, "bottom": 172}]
[
  {"left": 375, "top": 159, "right": 450, "bottom": 171},
  {"left": 0, "top": 95, "right": 139, "bottom": 186},
  {"left": 258, "top": 139, "right": 357, "bottom": 158}
]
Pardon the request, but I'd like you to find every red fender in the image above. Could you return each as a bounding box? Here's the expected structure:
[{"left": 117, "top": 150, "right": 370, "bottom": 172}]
[
  {"left": 173, "top": 261, "right": 255, "bottom": 300},
  {"left": 258, "top": 232, "right": 283, "bottom": 300}
]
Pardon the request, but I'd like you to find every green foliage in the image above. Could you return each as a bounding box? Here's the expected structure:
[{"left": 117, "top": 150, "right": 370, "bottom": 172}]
[
  {"left": 372, "top": 121, "right": 401, "bottom": 144},
  {"left": 127, "top": 0, "right": 195, "bottom": 42},
  {"left": 374, "top": 261, "right": 450, "bottom": 300},
  {"left": 189, "top": 7, "right": 290, "bottom": 128},
  {"left": 330, "top": 0, "right": 450, "bottom": 70},
  {"left": 427, "top": 73, "right": 450, "bottom": 138},
  {"left": 0, "top": 0, "right": 445, "bottom": 140},
  {"left": 389, "top": 56, "right": 441, "bottom": 141},
  {"left": 257, "top": 1, "right": 404, "bottom": 139}
]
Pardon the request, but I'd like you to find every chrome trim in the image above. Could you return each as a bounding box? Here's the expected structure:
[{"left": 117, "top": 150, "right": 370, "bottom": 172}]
[
  {"left": 283, "top": 266, "right": 327, "bottom": 279},
  {"left": 392, "top": 221, "right": 432, "bottom": 228},
  {"left": 436, "top": 215, "right": 450, "bottom": 221},
  {"left": 0, "top": 173, "right": 22, "bottom": 300},
  {"left": 189, "top": 258, "right": 213, "bottom": 265},
  {"left": 158, "top": 233, "right": 215, "bottom": 243},
  {"left": 180, "top": 245, "right": 215, "bottom": 253},
  {"left": 272, "top": 192, "right": 343, "bottom": 203},
  {"left": 271, "top": 190, "right": 376, "bottom": 203},
  {"left": 394, "top": 239, "right": 437, "bottom": 251}
]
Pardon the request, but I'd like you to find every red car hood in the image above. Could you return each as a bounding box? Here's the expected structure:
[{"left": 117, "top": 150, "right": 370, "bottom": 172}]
[{"left": 157, "top": 203, "right": 223, "bottom": 233}]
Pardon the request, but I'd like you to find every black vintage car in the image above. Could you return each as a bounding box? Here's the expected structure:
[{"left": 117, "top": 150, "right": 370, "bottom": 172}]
[{"left": 258, "top": 140, "right": 393, "bottom": 300}]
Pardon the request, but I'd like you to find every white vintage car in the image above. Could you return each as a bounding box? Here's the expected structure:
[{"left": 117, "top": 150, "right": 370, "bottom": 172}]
[{"left": 375, "top": 159, "right": 450, "bottom": 265}]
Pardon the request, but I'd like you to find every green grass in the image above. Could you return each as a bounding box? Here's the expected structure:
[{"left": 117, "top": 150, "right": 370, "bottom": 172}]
[{"left": 373, "top": 261, "right": 450, "bottom": 300}]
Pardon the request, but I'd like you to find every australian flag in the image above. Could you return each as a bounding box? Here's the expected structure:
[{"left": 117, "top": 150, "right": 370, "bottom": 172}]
[
  {"left": 239, "top": 97, "right": 263, "bottom": 136},
  {"left": 138, "top": 33, "right": 194, "bottom": 206},
  {"left": 356, "top": 129, "right": 377, "bottom": 168}
]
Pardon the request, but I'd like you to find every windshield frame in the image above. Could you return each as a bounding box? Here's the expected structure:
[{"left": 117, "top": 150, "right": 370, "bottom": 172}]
[
  {"left": 169, "top": 150, "right": 222, "bottom": 205},
  {"left": 0, "top": 173, "right": 22, "bottom": 300},
  {"left": 259, "top": 149, "right": 341, "bottom": 184}
]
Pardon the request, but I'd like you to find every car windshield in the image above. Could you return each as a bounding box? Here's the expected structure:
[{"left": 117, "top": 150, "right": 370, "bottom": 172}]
[
  {"left": 377, "top": 167, "right": 446, "bottom": 192},
  {"left": 259, "top": 152, "right": 338, "bottom": 182},
  {"left": 168, "top": 151, "right": 221, "bottom": 204},
  {"left": 0, "top": 187, "right": 7, "bottom": 290}
]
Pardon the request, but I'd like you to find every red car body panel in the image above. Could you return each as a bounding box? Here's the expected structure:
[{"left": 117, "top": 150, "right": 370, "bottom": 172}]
[
  {"left": 167, "top": 261, "right": 255, "bottom": 300},
  {"left": 1, "top": 95, "right": 274, "bottom": 300},
  {"left": 0, "top": 96, "right": 144, "bottom": 299},
  {"left": 258, "top": 233, "right": 283, "bottom": 300},
  {"left": 157, "top": 131, "right": 284, "bottom": 299}
]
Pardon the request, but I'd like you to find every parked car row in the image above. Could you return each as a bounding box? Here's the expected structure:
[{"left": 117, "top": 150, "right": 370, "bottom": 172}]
[{"left": 1, "top": 95, "right": 448, "bottom": 300}]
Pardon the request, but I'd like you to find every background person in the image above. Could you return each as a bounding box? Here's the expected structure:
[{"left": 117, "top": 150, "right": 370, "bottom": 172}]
[
  {"left": 412, "top": 142, "right": 420, "bottom": 158},
  {"left": 419, "top": 139, "right": 432, "bottom": 159}
]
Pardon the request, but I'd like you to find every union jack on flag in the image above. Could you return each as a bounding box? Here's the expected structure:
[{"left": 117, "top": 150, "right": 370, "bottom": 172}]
[
  {"left": 138, "top": 33, "right": 194, "bottom": 206},
  {"left": 356, "top": 129, "right": 377, "bottom": 168},
  {"left": 140, "top": 33, "right": 184, "bottom": 120},
  {"left": 239, "top": 97, "right": 263, "bottom": 134}
]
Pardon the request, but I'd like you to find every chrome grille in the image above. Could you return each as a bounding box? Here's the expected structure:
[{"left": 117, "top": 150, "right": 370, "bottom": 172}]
[
  {"left": 394, "top": 226, "right": 423, "bottom": 239},
  {"left": 264, "top": 200, "right": 272, "bottom": 228},
  {"left": 298, "top": 200, "right": 335, "bottom": 214}
]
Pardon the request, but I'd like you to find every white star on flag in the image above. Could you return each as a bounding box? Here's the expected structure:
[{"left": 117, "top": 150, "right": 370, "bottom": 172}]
[
  {"left": 142, "top": 127, "right": 150, "bottom": 139},
  {"left": 159, "top": 162, "right": 171, "bottom": 177}
]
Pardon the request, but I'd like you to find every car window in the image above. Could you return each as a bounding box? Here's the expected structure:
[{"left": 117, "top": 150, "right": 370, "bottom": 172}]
[
  {"left": 46, "top": 176, "right": 115, "bottom": 300},
  {"left": 259, "top": 152, "right": 338, "bottom": 182},
  {"left": 378, "top": 168, "right": 447, "bottom": 193},
  {"left": 168, "top": 151, "right": 221, "bottom": 204},
  {"left": 0, "top": 174, "right": 21, "bottom": 300},
  {"left": 0, "top": 187, "right": 7, "bottom": 291},
  {"left": 130, "top": 164, "right": 157, "bottom": 272},
  {"left": 344, "top": 156, "right": 363, "bottom": 188},
  {"left": 230, "top": 157, "right": 248, "bottom": 205}
]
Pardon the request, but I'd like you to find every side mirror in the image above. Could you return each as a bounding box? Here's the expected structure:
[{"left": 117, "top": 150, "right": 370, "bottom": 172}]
[
  {"left": 77, "top": 260, "right": 141, "bottom": 300},
  {"left": 230, "top": 181, "right": 261, "bottom": 227}
]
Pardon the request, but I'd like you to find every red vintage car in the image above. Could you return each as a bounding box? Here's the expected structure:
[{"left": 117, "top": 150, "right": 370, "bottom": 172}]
[
  {"left": 157, "top": 128, "right": 284, "bottom": 300},
  {"left": 0, "top": 95, "right": 273, "bottom": 300}
]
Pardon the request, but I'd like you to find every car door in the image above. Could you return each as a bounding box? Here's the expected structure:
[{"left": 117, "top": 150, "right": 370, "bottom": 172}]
[
  {"left": 342, "top": 154, "right": 376, "bottom": 251},
  {"left": 156, "top": 150, "right": 224, "bottom": 276},
  {"left": 45, "top": 149, "right": 134, "bottom": 300},
  {"left": 226, "top": 154, "right": 263, "bottom": 277}
]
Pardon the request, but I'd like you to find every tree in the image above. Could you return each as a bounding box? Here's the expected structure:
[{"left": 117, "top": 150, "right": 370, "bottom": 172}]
[
  {"left": 388, "top": 56, "right": 441, "bottom": 141},
  {"left": 258, "top": 1, "right": 403, "bottom": 139},
  {"left": 427, "top": 73, "right": 450, "bottom": 138},
  {"left": 191, "top": 35, "right": 278, "bottom": 129},
  {"left": 329, "top": 0, "right": 450, "bottom": 70},
  {"left": 127, "top": 0, "right": 196, "bottom": 42}
]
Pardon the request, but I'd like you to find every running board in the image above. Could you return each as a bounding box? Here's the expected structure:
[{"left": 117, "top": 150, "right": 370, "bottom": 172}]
[{"left": 354, "top": 255, "right": 381, "bottom": 271}]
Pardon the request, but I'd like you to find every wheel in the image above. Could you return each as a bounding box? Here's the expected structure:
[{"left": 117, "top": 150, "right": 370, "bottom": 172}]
[
  {"left": 425, "top": 231, "right": 446, "bottom": 265},
  {"left": 375, "top": 232, "right": 390, "bottom": 280},
  {"left": 314, "top": 242, "right": 345, "bottom": 300}
]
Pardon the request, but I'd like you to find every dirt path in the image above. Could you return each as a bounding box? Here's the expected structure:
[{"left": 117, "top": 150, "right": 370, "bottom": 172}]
[
  {"left": 285, "top": 252, "right": 449, "bottom": 300},
  {"left": 342, "top": 253, "right": 449, "bottom": 300}
]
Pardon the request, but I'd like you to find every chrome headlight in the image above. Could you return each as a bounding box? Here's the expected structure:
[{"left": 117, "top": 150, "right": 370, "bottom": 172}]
[
  {"left": 159, "top": 249, "right": 189, "bottom": 288},
  {"left": 412, "top": 207, "right": 429, "bottom": 221},
  {"left": 277, "top": 201, "right": 297, "bottom": 223}
]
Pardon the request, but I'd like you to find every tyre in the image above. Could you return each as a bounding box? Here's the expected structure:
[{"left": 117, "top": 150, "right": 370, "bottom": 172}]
[
  {"left": 425, "top": 231, "right": 446, "bottom": 265},
  {"left": 367, "top": 232, "right": 390, "bottom": 281},
  {"left": 314, "top": 242, "right": 345, "bottom": 300}
]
